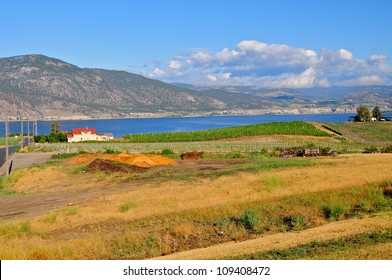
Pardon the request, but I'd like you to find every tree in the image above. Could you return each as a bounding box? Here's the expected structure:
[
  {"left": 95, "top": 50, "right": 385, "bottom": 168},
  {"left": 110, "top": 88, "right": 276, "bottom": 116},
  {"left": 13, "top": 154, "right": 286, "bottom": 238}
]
[
  {"left": 356, "top": 105, "right": 370, "bottom": 122},
  {"left": 50, "top": 121, "right": 60, "bottom": 134},
  {"left": 372, "top": 106, "right": 382, "bottom": 121}
]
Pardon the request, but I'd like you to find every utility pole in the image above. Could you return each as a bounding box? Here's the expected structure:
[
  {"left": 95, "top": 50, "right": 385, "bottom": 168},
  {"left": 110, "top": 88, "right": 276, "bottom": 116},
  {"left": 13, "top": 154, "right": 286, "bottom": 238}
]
[
  {"left": 27, "top": 114, "right": 30, "bottom": 146},
  {"left": 5, "top": 105, "right": 10, "bottom": 176},
  {"left": 20, "top": 113, "right": 24, "bottom": 150}
]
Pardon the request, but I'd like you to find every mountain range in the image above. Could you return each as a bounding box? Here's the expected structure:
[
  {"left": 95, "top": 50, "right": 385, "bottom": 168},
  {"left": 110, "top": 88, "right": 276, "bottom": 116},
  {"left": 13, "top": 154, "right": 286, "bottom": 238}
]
[{"left": 1, "top": 54, "right": 391, "bottom": 120}]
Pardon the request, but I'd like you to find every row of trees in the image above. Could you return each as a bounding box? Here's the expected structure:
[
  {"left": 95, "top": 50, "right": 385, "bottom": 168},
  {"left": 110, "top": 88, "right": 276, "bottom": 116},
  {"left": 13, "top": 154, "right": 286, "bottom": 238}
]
[
  {"left": 355, "top": 106, "right": 383, "bottom": 122},
  {"left": 33, "top": 121, "right": 68, "bottom": 143}
]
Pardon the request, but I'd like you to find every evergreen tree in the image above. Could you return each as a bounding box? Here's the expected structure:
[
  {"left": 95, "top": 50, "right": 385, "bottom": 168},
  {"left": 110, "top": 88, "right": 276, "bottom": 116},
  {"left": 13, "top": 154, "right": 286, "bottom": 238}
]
[
  {"left": 50, "top": 121, "right": 60, "bottom": 134},
  {"left": 372, "top": 106, "right": 382, "bottom": 121}
]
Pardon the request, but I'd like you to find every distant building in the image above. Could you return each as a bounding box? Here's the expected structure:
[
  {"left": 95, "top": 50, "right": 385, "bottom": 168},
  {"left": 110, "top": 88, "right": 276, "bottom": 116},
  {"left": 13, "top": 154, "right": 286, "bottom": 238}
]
[{"left": 67, "top": 128, "right": 114, "bottom": 142}]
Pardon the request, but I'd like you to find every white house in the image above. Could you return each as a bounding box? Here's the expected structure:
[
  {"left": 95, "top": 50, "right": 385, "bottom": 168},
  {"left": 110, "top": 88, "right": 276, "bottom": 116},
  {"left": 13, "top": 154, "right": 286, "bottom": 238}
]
[{"left": 67, "top": 128, "right": 114, "bottom": 142}]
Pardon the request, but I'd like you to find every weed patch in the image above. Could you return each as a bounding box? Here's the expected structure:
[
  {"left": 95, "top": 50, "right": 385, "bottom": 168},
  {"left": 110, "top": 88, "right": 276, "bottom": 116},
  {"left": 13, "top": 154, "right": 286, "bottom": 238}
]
[
  {"left": 238, "top": 209, "right": 260, "bottom": 230},
  {"left": 322, "top": 204, "right": 346, "bottom": 220},
  {"left": 119, "top": 197, "right": 139, "bottom": 213}
]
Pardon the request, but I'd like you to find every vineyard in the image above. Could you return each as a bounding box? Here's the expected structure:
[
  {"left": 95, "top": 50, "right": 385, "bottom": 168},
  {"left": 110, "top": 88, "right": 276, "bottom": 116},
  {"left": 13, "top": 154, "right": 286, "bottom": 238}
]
[
  {"left": 123, "top": 121, "right": 330, "bottom": 143},
  {"left": 32, "top": 121, "right": 392, "bottom": 154},
  {"left": 325, "top": 122, "right": 392, "bottom": 146}
]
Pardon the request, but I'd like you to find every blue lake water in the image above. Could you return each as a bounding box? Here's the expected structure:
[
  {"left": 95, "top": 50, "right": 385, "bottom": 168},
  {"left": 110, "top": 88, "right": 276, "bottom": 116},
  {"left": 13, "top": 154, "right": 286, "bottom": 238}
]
[{"left": 1, "top": 113, "right": 391, "bottom": 138}]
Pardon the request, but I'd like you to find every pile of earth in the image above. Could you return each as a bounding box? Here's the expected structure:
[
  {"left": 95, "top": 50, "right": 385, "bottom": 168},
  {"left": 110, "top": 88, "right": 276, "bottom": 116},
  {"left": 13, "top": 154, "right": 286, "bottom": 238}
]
[
  {"left": 65, "top": 153, "right": 177, "bottom": 168},
  {"left": 84, "top": 158, "right": 147, "bottom": 173}
]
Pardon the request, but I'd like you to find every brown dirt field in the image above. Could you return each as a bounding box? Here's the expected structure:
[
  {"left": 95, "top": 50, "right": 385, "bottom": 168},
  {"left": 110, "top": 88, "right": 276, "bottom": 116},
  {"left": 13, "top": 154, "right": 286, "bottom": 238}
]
[
  {"left": 85, "top": 158, "right": 148, "bottom": 173},
  {"left": 0, "top": 158, "right": 246, "bottom": 219},
  {"left": 151, "top": 214, "right": 392, "bottom": 260},
  {"left": 2, "top": 154, "right": 392, "bottom": 222}
]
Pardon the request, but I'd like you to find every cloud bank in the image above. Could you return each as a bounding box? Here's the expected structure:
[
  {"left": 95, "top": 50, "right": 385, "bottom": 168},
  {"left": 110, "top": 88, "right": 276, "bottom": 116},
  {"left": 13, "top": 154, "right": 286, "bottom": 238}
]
[{"left": 144, "top": 40, "right": 392, "bottom": 88}]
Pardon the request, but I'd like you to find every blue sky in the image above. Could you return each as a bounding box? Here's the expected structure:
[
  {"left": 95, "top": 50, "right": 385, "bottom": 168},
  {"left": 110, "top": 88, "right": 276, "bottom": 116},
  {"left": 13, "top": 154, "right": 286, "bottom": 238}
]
[{"left": 1, "top": 0, "right": 391, "bottom": 88}]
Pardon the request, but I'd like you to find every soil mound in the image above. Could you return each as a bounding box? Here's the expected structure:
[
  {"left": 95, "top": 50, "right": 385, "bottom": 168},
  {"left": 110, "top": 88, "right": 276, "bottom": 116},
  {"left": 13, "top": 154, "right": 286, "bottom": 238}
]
[
  {"left": 65, "top": 153, "right": 177, "bottom": 168},
  {"left": 85, "top": 158, "right": 147, "bottom": 173},
  {"left": 181, "top": 152, "right": 204, "bottom": 160},
  {"left": 65, "top": 154, "right": 98, "bottom": 165}
]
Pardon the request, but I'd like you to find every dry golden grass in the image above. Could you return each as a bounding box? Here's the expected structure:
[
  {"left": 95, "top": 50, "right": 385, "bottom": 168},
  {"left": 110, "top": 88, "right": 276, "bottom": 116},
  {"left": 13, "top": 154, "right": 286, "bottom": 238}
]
[
  {"left": 152, "top": 214, "right": 392, "bottom": 260},
  {"left": 1, "top": 153, "right": 392, "bottom": 259},
  {"left": 56, "top": 154, "right": 392, "bottom": 225}
]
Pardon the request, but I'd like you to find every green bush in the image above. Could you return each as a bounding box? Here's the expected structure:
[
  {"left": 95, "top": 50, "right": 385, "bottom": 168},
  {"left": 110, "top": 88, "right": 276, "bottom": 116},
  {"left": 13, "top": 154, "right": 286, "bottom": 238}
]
[
  {"left": 288, "top": 214, "right": 307, "bottom": 230},
  {"left": 105, "top": 148, "right": 120, "bottom": 154},
  {"left": 160, "top": 148, "right": 175, "bottom": 155},
  {"left": 381, "top": 146, "right": 392, "bottom": 153},
  {"left": 322, "top": 204, "right": 346, "bottom": 220},
  {"left": 363, "top": 146, "right": 378, "bottom": 153},
  {"left": 238, "top": 209, "right": 260, "bottom": 230}
]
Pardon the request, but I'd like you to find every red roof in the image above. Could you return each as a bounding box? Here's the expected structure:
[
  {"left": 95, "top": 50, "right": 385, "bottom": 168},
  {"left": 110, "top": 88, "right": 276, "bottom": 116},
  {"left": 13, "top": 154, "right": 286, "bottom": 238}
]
[{"left": 71, "top": 128, "right": 97, "bottom": 135}]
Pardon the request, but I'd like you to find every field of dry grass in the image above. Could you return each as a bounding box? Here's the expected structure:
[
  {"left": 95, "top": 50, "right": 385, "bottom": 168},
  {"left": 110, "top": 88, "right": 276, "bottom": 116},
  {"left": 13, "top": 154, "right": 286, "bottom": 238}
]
[{"left": 0, "top": 153, "right": 391, "bottom": 260}]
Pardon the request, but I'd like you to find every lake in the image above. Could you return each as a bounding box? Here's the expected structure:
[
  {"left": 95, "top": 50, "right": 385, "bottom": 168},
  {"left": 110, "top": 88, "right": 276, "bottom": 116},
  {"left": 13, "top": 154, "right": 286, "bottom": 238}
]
[{"left": 1, "top": 113, "right": 390, "bottom": 138}]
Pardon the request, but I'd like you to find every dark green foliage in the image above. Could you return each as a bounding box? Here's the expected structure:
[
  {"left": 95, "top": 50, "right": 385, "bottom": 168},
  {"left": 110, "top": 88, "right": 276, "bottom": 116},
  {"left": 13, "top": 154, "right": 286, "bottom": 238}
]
[
  {"left": 34, "top": 133, "right": 67, "bottom": 143},
  {"left": 105, "top": 148, "right": 120, "bottom": 154},
  {"left": 160, "top": 148, "right": 175, "bottom": 155},
  {"left": 381, "top": 146, "right": 392, "bottom": 153},
  {"left": 372, "top": 106, "right": 382, "bottom": 121},
  {"left": 322, "top": 204, "right": 346, "bottom": 220},
  {"left": 356, "top": 105, "right": 371, "bottom": 122},
  {"left": 50, "top": 121, "right": 60, "bottom": 134},
  {"left": 363, "top": 146, "right": 378, "bottom": 153},
  {"left": 238, "top": 209, "right": 260, "bottom": 230}
]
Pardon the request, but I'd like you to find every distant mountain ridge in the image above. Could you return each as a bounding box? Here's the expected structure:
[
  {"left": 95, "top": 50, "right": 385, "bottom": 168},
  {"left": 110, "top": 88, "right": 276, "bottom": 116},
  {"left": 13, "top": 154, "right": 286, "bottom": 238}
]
[{"left": 1, "top": 54, "right": 391, "bottom": 120}]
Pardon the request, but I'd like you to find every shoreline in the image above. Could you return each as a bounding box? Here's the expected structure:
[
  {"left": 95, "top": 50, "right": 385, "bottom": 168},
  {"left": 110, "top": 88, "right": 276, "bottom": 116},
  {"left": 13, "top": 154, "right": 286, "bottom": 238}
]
[{"left": 2, "top": 110, "right": 361, "bottom": 123}]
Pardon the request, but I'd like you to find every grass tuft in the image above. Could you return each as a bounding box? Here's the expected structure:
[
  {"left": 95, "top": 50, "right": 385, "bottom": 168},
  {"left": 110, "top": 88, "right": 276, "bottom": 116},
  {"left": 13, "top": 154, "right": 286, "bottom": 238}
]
[{"left": 119, "top": 197, "right": 139, "bottom": 213}]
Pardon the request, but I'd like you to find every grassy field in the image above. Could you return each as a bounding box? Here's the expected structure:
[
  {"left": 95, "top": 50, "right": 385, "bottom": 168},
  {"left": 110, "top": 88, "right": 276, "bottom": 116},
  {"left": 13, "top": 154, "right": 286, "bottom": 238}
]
[
  {"left": 324, "top": 122, "right": 392, "bottom": 146},
  {"left": 33, "top": 122, "right": 392, "bottom": 154},
  {"left": 1, "top": 121, "right": 392, "bottom": 260},
  {"left": 0, "top": 153, "right": 391, "bottom": 259},
  {"left": 0, "top": 137, "right": 20, "bottom": 147}
]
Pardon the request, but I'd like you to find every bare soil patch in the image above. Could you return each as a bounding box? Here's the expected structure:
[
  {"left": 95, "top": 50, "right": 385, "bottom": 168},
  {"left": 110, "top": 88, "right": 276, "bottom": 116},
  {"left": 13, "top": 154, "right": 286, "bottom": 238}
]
[
  {"left": 0, "top": 158, "right": 247, "bottom": 220},
  {"left": 85, "top": 158, "right": 147, "bottom": 173}
]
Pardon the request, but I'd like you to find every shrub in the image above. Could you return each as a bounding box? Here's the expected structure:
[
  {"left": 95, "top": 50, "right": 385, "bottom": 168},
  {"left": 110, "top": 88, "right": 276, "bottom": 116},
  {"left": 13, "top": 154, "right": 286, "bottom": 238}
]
[
  {"left": 105, "top": 148, "right": 119, "bottom": 154},
  {"left": 288, "top": 214, "right": 307, "bottom": 231},
  {"left": 238, "top": 209, "right": 260, "bottom": 230},
  {"left": 322, "top": 204, "right": 346, "bottom": 220},
  {"left": 160, "top": 148, "right": 175, "bottom": 155},
  {"left": 363, "top": 146, "right": 378, "bottom": 154},
  {"left": 381, "top": 146, "right": 392, "bottom": 153}
]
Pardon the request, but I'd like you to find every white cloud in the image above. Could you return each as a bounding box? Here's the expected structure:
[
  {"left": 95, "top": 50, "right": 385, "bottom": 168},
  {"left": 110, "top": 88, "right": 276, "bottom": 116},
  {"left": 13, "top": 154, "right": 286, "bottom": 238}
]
[
  {"left": 145, "top": 40, "right": 392, "bottom": 88},
  {"left": 339, "top": 75, "right": 384, "bottom": 86},
  {"left": 168, "top": 59, "right": 182, "bottom": 71},
  {"left": 338, "top": 49, "right": 354, "bottom": 60},
  {"left": 150, "top": 67, "right": 165, "bottom": 77}
]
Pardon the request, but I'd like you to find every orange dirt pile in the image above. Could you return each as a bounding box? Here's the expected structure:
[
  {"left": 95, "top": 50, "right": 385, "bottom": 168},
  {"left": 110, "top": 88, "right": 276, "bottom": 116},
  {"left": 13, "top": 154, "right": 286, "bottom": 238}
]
[
  {"left": 65, "top": 153, "right": 177, "bottom": 168},
  {"left": 65, "top": 154, "right": 98, "bottom": 165}
]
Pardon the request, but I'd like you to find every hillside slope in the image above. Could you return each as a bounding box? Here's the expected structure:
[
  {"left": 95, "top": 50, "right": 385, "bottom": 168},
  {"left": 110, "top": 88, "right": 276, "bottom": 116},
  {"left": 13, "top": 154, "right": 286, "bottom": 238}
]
[{"left": 0, "top": 55, "right": 225, "bottom": 119}]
